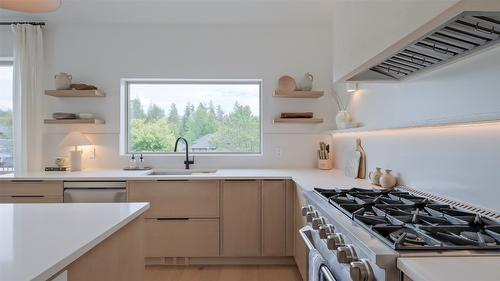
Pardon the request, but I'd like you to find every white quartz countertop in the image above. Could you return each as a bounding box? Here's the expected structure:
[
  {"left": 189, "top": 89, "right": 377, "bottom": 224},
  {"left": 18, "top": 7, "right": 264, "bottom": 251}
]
[
  {"left": 0, "top": 168, "right": 374, "bottom": 191},
  {"left": 398, "top": 257, "right": 500, "bottom": 281},
  {"left": 0, "top": 202, "right": 149, "bottom": 281}
]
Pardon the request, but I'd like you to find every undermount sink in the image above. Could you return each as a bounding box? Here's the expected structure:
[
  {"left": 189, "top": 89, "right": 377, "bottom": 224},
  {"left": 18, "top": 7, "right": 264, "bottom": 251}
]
[{"left": 147, "top": 169, "right": 218, "bottom": 176}]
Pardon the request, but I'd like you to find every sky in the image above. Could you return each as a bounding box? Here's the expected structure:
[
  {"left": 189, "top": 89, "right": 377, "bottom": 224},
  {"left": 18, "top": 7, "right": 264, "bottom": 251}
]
[
  {"left": 0, "top": 65, "right": 13, "bottom": 111},
  {"left": 129, "top": 82, "right": 260, "bottom": 117}
]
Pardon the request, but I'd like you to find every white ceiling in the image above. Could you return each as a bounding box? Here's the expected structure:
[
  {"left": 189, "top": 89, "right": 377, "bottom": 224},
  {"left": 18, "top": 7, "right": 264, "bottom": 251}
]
[{"left": 0, "top": 0, "right": 336, "bottom": 25}]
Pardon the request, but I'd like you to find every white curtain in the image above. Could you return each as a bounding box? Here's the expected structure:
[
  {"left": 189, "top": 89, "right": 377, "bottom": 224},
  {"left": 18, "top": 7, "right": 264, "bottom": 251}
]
[{"left": 12, "top": 24, "right": 44, "bottom": 173}]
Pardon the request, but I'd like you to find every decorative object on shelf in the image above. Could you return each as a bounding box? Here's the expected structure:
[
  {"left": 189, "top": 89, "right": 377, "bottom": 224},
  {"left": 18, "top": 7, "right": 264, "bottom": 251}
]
[
  {"left": 52, "top": 112, "right": 77, "bottom": 120},
  {"left": 0, "top": 0, "right": 60, "bottom": 13},
  {"left": 379, "top": 169, "right": 397, "bottom": 189},
  {"left": 277, "top": 75, "right": 297, "bottom": 92},
  {"left": 299, "top": 72, "right": 314, "bottom": 91},
  {"left": 369, "top": 167, "right": 383, "bottom": 186},
  {"left": 355, "top": 139, "right": 366, "bottom": 179},
  {"left": 60, "top": 132, "right": 91, "bottom": 172},
  {"left": 70, "top": 83, "right": 97, "bottom": 90},
  {"left": 273, "top": 117, "right": 323, "bottom": 124},
  {"left": 55, "top": 156, "right": 68, "bottom": 167},
  {"left": 77, "top": 113, "right": 94, "bottom": 119},
  {"left": 44, "top": 166, "right": 69, "bottom": 171},
  {"left": 54, "top": 72, "right": 72, "bottom": 90},
  {"left": 280, "top": 112, "right": 314, "bottom": 119},
  {"left": 332, "top": 89, "right": 358, "bottom": 129},
  {"left": 346, "top": 82, "right": 358, "bottom": 93},
  {"left": 317, "top": 141, "right": 332, "bottom": 170}
]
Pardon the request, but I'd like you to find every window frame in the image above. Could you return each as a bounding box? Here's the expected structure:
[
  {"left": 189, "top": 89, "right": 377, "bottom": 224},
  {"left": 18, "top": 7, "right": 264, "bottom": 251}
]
[
  {"left": 0, "top": 58, "right": 14, "bottom": 173},
  {"left": 120, "top": 78, "right": 263, "bottom": 156}
]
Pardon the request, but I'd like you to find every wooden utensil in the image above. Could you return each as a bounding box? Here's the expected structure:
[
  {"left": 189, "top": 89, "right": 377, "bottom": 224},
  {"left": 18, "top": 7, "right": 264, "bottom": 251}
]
[
  {"left": 278, "top": 75, "right": 296, "bottom": 92},
  {"left": 356, "top": 139, "right": 366, "bottom": 179}
]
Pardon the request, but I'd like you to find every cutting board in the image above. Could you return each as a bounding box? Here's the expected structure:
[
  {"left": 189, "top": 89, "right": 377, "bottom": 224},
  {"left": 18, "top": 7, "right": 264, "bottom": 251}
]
[{"left": 344, "top": 150, "right": 361, "bottom": 179}]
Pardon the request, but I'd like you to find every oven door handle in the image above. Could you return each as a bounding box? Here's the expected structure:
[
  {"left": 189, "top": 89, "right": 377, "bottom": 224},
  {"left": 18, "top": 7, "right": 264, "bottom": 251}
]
[{"left": 299, "top": 227, "right": 338, "bottom": 281}]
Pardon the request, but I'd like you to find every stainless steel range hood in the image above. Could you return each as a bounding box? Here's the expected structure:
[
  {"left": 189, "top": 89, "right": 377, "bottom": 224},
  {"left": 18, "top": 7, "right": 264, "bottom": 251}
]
[
  {"left": 362, "top": 12, "right": 500, "bottom": 80},
  {"left": 341, "top": 0, "right": 500, "bottom": 82}
]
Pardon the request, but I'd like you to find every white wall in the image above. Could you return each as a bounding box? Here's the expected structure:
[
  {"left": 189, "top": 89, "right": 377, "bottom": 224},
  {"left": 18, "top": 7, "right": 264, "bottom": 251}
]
[
  {"left": 41, "top": 23, "right": 335, "bottom": 169},
  {"left": 331, "top": 0, "right": 500, "bottom": 212}
]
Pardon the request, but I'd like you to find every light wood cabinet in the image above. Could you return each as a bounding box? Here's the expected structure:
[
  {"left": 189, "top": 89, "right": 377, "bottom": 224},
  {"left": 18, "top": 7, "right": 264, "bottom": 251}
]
[
  {"left": 221, "top": 181, "right": 261, "bottom": 257},
  {"left": 144, "top": 218, "right": 219, "bottom": 257},
  {"left": 128, "top": 181, "right": 219, "bottom": 218},
  {"left": 261, "top": 181, "right": 286, "bottom": 256},
  {"left": 294, "top": 184, "right": 309, "bottom": 281},
  {"left": 0, "top": 181, "right": 63, "bottom": 203}
]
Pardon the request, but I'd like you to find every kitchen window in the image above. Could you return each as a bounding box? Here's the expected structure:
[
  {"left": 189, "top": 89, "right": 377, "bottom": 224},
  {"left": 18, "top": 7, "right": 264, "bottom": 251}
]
[
  {"left": 120, "top": 79, "right": 262, "bottom": 155},
  {"left": 0, "top": 60, "right": 13, "bottom": 173}
]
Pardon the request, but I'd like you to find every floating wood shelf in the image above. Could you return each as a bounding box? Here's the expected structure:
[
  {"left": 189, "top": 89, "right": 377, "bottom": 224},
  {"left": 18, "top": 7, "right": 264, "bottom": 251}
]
[
  {"left": 44, "top": 118, "right": 105, "bottom": 124},
  {"left": 45, "top": 90, "right": 105, "bottom": 97},
  {"left": 273, "top": 118, "right": 323, "bottom": 124},
  {"left": 273, "top": 90, "right": 324, "bottom": 98}
]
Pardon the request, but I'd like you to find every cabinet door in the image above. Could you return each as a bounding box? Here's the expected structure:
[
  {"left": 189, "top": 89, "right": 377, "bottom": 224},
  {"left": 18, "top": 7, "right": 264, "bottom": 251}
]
[
  {"left": 294, "top": 184, "right": 309, "bottom": 281},
  {"left": 128, "top": 181, "right": 219, "bottom": 218},
  {"left": 0, "top": 181, "right": 63, "bottom": 196},
  {"left": 261, "top": 181, "right": 286, "bottom": 256},
  {"left": 144, "top": 218, "right": 219, "bottom": 257},
  {"left": 0, "top": 196, "right": 63, "bottom": 203},
  {"left": 221, "top": 181, "right": 261, "bottom": 257}
]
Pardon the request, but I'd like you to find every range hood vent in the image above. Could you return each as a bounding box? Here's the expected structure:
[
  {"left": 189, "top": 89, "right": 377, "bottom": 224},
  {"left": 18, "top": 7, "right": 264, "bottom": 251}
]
[{"left": 350, "top": 12, "right": 500, "bottom": 81}]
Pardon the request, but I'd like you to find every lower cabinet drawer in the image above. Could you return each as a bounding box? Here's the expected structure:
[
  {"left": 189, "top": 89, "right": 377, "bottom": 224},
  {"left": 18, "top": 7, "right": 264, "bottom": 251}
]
[
  {"left": 0, "top": 196, "right": 63, "bottom": 203},
  {"left": 145, "top": 218, "right": 219, "bottom": 257}
]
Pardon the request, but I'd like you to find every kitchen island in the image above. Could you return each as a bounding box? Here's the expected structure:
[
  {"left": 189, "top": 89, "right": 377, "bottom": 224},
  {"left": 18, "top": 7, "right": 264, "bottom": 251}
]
[{"left": 0, "top": 202, "right": 149, "bottom": 281}]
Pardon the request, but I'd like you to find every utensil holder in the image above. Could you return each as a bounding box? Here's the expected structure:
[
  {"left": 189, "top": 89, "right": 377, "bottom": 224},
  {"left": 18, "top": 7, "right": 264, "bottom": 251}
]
[{"left": 318, "top": 159, "right": 332, "bottom": 170}]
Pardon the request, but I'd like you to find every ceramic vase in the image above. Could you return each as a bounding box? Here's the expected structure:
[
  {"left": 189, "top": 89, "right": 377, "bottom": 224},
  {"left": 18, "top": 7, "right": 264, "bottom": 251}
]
[
  {"left": 54, "top": 72, "right": 72, "bottom": 90},
  {"left": 369, "top": 167, "right": 382, "bottom": 185},
  {"left": 335, "top": 110, "right": 352, "bottom": 129},
  {"left": 380, "top": 169, "right": 397, "bottom": 189}
]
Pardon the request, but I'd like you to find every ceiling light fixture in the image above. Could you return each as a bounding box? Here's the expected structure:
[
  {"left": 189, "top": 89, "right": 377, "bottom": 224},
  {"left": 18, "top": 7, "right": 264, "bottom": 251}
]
[{"left": 0, "top": 0, "right": 60, "bottom": 13}]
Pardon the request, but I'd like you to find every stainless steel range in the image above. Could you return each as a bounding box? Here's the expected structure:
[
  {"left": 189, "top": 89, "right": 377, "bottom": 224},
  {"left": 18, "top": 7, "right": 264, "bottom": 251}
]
[{"left": 300, "top": 187, "right": 500, "bottom": 281}]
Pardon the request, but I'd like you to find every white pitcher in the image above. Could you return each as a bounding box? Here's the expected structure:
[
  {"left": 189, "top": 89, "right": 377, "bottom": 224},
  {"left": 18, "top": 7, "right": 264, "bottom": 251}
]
[
  {"left": 300, "top": 72, "right": 314, "bottom": 91},
  {"left": 54, "top": 72, "right": 72, "bottom": 90}
]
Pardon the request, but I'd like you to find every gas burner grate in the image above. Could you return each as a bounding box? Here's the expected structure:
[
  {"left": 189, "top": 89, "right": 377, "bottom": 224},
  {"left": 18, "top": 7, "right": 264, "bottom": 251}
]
[{"left": 314, "top": 187, "right": 500, "bottom": 250}]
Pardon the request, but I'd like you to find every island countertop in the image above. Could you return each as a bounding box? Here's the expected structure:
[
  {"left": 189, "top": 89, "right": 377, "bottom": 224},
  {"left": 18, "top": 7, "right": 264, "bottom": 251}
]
[{"left": 0, "top": 202, "right": 149, "bottom": 281}]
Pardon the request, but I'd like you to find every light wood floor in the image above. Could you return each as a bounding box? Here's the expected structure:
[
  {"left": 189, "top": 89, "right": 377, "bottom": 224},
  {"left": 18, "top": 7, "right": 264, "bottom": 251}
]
[{"left": 145, "top": 265, "right": 303, "bottom": 281}]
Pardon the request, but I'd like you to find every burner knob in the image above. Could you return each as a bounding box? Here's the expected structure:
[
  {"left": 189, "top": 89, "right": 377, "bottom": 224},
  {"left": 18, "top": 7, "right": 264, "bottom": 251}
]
[
  {"left": 349, "top": 260, "right": 374, "bottom": 281},
  {"left": 337, "top": 245, "right": 357, "bottom": 264},
  {"left": 319, "top": 224, "right": 335, "bottom": 239},
  {"left": 326, "top": 233, "right": 345, "bottom": 250},
  {"left": 306, "top": 211, "right": 318, "bottom": 223},
  {"left": 301, "top": 205, "right": 313, "bottom": 216},
  {"left": 312, "top": 217, "right": 326, "bottom": 230}
]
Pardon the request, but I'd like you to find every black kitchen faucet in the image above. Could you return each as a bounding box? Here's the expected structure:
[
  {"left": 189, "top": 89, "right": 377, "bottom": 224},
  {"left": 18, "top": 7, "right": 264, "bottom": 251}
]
[{"left": 174, "top": 137, "right": 194, "bottom": 169}]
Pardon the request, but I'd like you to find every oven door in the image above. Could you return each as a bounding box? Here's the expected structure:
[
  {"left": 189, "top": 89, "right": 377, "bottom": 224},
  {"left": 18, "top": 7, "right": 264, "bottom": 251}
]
[{"left": 299, "top": 227, "right": 338, "bottom": 281}]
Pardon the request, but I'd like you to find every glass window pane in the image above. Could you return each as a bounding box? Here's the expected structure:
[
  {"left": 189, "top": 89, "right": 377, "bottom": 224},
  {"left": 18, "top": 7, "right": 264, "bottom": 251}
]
[
  {"left": 0, "top": 63, "right": 13, "bottom": 173},
  {"left": 125, "top": 81, "right": 261, "bottom": 154}
]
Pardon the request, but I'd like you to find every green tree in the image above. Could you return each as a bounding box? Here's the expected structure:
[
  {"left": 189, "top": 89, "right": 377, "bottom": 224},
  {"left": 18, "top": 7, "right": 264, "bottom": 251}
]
[
  {"left": 215, "top": 105, "right": 224, "bottom": 122},
  {"left": 210, "top": 103, "right": 260, "bottom": 152},
  {"left": 146, "top": 103, "right": 165, "bottom": 123},
  {"left": 180, "top": 102, "right": 195, "bottom": 136},
  {"left": 167, "top": 103, "right": 180, "bottom": 135},
  {"left": 185, "top": 103, "right": 218, "bottom": 143},
  {"left": 130, "top": 98, "right": 145, "bottom": 119},
  {"left": 130, "top": 119, "right": 175, "bottom": 152}
]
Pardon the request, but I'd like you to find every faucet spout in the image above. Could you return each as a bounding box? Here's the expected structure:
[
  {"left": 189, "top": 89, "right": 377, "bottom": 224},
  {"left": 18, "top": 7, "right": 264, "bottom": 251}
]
[{"left": 174, "top": 137, "right": 194, "bottom": 169}]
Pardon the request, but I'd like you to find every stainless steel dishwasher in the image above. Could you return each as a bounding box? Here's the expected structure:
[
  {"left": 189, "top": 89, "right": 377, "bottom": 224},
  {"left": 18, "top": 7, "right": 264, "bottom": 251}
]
[{"left": 63, "top": 181, "right": 127, "bottom": 203}]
